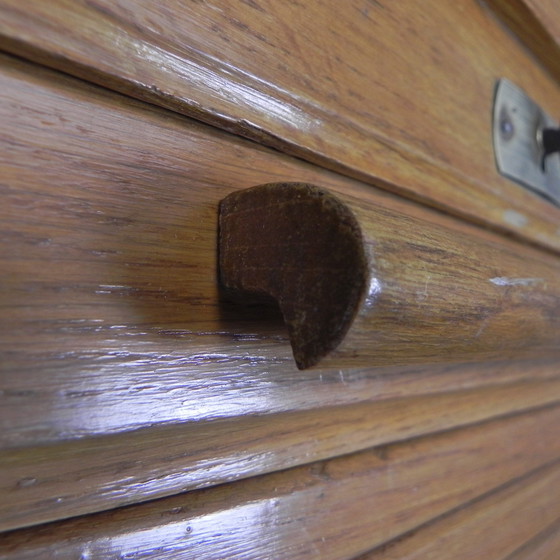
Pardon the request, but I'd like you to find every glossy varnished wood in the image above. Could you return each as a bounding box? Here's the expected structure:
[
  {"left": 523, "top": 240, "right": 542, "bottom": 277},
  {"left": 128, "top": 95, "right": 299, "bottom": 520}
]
[
  {"left": 1, "top": 406, "right": 560, "bottom": 559},
  {"left": 220, "top": 183, "right": 560, "bottom": 369},
  {"left": 3, "top": 378, "right": 560, "bottom": 531},
  {"left": 1, "top": 0, "right": 560, "bottom": 251},
  {"left": 3, "top": 53, "right": 560, "bottom": 531},
  {"left": 1, "top": 0, "right": 560, "bottom": 555},
  {"left": 7, "top": 53, "right": 559, "bottom": 443}
]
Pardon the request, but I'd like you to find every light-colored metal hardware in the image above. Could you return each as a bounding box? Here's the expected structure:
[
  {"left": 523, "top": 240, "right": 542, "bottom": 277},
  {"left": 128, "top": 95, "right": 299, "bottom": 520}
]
[{"left": 493, "top": 78, "right": 560, "bottom": 206}]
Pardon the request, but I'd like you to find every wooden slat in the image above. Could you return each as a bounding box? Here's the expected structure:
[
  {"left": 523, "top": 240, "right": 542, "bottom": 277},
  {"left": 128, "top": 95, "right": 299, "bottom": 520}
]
[
  {"left": 1, "top": 0, "right": 560, "bottom": 251},
  {"left": 3, "top": 380, "right": 560, "bottom": 532},
  {"left": 2, "top": 53, "right": 560, "bottom": 530},
  {"left": 5, "top": 50, "right": 560, "bottom": 447},
  {"left": 486, "top": 0, "right": 560, "bottom": 84},
  {"left": 356, "top": 459, "right": 560, "bottom": 560},
  {"left": 220, "top": 183, "right": 560, "bottom": 369},
  {"left": 505, "top": 519, "right": 560, "bottom": 560},
  {"left": 1, "top": 406, "right": 560, "bottom": 559}
]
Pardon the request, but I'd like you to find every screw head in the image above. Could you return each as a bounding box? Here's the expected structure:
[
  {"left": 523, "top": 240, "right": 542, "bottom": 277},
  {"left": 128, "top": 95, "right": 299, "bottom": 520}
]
[{"left": 500, "top": 115, "right": 514, "bottom": 140}]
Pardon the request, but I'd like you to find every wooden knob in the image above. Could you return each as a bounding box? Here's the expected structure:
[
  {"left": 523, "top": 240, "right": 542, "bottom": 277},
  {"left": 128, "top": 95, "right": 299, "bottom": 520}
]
[{"left": 219, "top": 183, "right": 560, "bottom": 369}]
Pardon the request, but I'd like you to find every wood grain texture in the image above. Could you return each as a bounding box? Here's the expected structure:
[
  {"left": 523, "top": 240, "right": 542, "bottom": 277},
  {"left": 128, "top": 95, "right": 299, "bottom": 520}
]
[
  {"left": 6, "top": 53, "right": 560, "bottom": 443},
  {"left": 220, "top": 183, "right": 560, "bottom": 369},
  {"left": 3, "top": 379, "right": 560, "bottom": 532},
  {"left": 3, "top": 53, "right": 560, "bottom": 531},
  {"left": 486, "top": 0, "right": 560, "bottom": 84},
  {"left": 505, "top": 519, "right": 560, "bottom": 560},
  {"left": 356, "top": 459, "right": 560, "bottom": 560},
  {"left": 1, "top": 0, "right": 560, "bottom": 251},
  {"left": 1, "top": 406, "right": 560, "bottom": 559}
]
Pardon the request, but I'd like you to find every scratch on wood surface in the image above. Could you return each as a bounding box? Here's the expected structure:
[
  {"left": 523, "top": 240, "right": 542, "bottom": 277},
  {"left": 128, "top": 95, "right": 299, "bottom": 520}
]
[{"left": 475, "top": 316, "right": 492, "bottom": 339}]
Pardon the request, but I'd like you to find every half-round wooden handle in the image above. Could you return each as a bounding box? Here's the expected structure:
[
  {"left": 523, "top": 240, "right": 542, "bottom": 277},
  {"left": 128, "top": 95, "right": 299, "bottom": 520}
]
[{"left": 219, "top": 183, "right": 560, "bottom": 369}]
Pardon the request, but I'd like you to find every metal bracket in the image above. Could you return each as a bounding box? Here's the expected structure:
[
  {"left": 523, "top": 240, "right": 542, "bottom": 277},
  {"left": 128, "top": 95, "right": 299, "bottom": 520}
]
[{"left": 493, "top": 78, "right": 560, "bottom": 206}]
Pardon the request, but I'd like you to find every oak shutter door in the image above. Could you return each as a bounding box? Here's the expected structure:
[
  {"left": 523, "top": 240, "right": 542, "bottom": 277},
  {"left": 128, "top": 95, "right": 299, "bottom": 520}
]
[{"left": 1, "top": 1, "right": 560, "bottom": 558}]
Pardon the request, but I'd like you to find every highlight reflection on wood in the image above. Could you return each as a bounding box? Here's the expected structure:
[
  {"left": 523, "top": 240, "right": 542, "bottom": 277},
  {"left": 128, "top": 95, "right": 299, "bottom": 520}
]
[
  {"left": 4, "top": 377, "right": 560, "bottom": 531},
  {"left": 220, "top": 183, "right": 560, "bottom": 369},
  {"left": 1, "top": 406, "right": 560, "bottom": 559},
  {"left": 1, "top": 0, "right": 560, "bottom": 251},
  {"left": 2, "top": 0, "right": 560, "bottom": 556},
  {"left": 4, "top": 53, "right": 560, "bottom": 532}
]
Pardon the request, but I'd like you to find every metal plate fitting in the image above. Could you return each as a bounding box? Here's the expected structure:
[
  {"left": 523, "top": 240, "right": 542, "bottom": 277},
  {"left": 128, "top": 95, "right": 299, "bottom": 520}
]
[{"left": 493, "top": 78, "right": 560, "bottom": 206}]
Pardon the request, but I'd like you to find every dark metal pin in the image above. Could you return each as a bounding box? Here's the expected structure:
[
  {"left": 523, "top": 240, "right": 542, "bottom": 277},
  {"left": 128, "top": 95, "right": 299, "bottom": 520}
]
[{"left": 541, "top": 128, "right": 560, "bottom": 171}]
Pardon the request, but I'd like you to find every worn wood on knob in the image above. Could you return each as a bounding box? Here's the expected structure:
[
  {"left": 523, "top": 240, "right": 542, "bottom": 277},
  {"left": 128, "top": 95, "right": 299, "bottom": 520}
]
[{"left": 220, "top": 183, "right": 560, "bottom": 369}]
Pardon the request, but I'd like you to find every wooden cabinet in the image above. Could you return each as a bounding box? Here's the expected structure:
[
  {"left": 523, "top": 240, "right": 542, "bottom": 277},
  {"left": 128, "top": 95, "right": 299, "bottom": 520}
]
[{"left": 1, "top": 1, "right": 559, "bottom": 558}]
